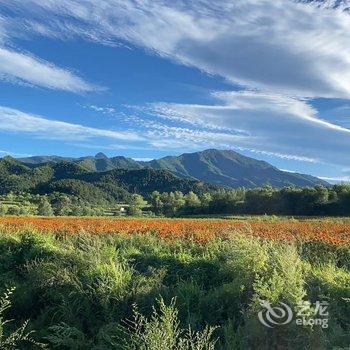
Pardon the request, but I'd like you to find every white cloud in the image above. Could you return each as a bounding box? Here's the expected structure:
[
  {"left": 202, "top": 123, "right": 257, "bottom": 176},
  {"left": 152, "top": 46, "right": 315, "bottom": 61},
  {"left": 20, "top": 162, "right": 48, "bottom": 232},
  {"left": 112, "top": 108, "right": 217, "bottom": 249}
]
[
  {"left": 300, "top": 0, "right": 350, "bottom": 11},
  {"left": 0, "top": 47, "right": 98, "bottom": 92},
  {"left": 0, "top": 14, "right": 98, "bottom": 92},
  {"left": 3, "top": 0, "right": 350, "bottom": 98},
  {"left": 133, "top": 157, "right": 153, "bottom": 161},
  {"left": 0, "top": 106, "right": 142, "bottom": 141},
  {"left": 142, "top": 91, "right": 350, "bottom": 166},
  {"left": 84, "top": 105, "right": 116, "bottom": 115},
  {"left": 0, "top": 149, "right": 32, "bottom": 157},
  {"left": 319, "top": 176, "right": 350, "bottom": 182}
]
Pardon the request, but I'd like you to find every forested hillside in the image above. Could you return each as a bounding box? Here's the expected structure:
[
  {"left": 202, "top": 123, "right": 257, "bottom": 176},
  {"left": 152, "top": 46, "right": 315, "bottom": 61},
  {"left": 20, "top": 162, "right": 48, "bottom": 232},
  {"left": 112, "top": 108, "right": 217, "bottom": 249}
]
[
  {"left": 1, "top": 155, "right": 350, "bottom": 217},
  {"left": 18, "top": 149, "right": 328, "bottom": 188},
  {"left": 0, "top": 156, "right": 215, "bottom": 202}
]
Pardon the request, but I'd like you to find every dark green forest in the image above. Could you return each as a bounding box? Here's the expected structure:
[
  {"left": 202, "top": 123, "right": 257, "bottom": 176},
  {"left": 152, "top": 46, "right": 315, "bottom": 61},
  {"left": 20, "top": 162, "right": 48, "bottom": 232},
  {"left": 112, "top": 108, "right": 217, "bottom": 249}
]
[
  {"left": 149, "top": 185, "right": 350, "bottom": 216},
  {"left": 1, "top": 156, "right": 350, "bottom": 217}
]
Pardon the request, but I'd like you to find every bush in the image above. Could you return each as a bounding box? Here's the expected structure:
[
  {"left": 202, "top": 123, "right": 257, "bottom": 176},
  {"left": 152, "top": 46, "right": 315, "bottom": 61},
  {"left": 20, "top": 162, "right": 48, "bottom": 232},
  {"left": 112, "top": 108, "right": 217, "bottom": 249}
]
[
  {"left": 0, "top": 230, "right": 348, "bottom": 348},
  {"left": 118, "top": 298, "right": 217, "bottom": 350},
  {"left": 37, "top": 197, "right": 54, "bottom": 216},
  {"left": 0, "top": 205, "right": 7, "bottom": 216},
  {"left": 0, "top": 288, "right": 44, "bottom": 349}
]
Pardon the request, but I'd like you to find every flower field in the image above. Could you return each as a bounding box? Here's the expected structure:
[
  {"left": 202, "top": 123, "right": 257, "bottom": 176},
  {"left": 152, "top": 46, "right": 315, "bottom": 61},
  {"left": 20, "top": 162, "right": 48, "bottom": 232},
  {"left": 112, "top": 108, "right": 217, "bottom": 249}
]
[
  {"left": 0, "top": 217, "right": 349, "bottom": 348},
  {"left": 0, "top": 216, "right": 349, "bottom": 245}
]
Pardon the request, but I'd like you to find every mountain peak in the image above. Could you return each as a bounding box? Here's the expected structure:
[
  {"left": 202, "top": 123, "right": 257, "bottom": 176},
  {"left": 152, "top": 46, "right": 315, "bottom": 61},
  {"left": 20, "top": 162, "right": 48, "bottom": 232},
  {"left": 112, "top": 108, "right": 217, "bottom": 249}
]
[
  {"left": 145, "top": 149, "right": 328, "bottom": 188},
  {"left": 95, "top": 152, "right": 108, "bottom": 159},
  {"left": 15, "top": 148, "right": 328, "bottom": 188}
]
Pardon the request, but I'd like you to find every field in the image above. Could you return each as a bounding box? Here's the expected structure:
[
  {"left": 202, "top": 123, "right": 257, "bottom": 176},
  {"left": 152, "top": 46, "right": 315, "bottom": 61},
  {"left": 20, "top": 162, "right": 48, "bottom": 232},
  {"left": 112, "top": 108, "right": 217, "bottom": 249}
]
[
  {"left": 1, "top": 216, "right": 350, "bottom": 245},
  {"left": 0, "top": 217, "right": 349, "bottom": 349}
]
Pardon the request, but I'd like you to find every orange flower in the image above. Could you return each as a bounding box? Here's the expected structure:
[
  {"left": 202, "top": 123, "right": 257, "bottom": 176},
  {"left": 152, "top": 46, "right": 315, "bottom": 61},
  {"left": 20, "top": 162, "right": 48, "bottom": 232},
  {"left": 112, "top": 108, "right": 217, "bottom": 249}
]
[{"left": 0, "top": 217, "right": 349, "bottom": 246}]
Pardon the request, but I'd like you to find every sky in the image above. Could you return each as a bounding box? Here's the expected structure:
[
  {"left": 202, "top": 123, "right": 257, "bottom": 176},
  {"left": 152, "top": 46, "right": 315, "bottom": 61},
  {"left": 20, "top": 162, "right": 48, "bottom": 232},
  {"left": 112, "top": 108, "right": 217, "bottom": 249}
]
[{"left": 0, "top": 0, "right": 350, "bottom": 182}]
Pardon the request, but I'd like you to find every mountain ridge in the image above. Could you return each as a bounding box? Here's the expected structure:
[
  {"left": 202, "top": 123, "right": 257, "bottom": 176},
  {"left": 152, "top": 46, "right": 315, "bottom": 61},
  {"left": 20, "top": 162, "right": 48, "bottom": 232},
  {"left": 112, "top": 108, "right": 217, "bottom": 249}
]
[
  {"left": 16, "top": 149, "right": 328, "bottom": 188},
  {"left": 0, "top": 156, "right": 216, "bottom": 203}
]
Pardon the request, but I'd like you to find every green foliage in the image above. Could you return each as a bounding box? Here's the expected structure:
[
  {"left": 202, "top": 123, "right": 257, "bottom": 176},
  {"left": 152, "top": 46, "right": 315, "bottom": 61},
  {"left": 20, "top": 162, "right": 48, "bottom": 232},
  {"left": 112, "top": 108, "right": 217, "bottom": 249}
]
[
  {"left": 45, "top": 179, "right": 113, "bottom": 206},
  {"left": 0, "top": 205, "right": 7, "bottom": 216},
  {"left": 127, "top": 194, "right": 147, "bottom": 216},
  {"left": 2, "top": 155, "right": 349, "bottom": 218},
  {"left": 0, "top": 158, "right": 215, "bottom": 214},
  {"left": 149, "top": 185, "right": 350, "bottom": 217},
  {"left": 0, "top": 230, "right": 348, "bottom": 349},
  {"left": 119, "top": 298, "right": 217, "bottom": 350},
  {"left": 37, "top": 197, "right": 54, "bottom": 216},
  {"left": 18, "top": 149, "right": 327, "bottom": 189},
  {"left": 0, "top": 288, "right": 44, "bottom": 349}
]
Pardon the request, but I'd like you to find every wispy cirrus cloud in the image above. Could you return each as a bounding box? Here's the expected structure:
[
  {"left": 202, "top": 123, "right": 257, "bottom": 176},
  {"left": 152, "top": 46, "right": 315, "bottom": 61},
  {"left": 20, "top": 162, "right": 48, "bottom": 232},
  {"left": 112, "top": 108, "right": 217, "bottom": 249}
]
[
  {"left": 0, "top": 13, "right": 98, "bottom": 92},
  {"left": 139, "top": 91, "right": 350, "bottom": 166},
  {"left": 0, "top": 47, "right": 99, "bottom": 92},
  {"left": 3, "top": 0, "right": 350, "bottom": 98},
  {"left": 0, "top": 106, "right": 142, "bottom": 142}
]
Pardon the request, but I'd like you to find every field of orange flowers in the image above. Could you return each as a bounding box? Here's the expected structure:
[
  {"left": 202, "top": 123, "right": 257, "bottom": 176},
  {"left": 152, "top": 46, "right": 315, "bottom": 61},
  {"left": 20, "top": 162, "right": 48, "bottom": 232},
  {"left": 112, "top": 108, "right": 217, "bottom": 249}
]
[{"left": 0, "top": 216, "right": 349, "bottom": 246}]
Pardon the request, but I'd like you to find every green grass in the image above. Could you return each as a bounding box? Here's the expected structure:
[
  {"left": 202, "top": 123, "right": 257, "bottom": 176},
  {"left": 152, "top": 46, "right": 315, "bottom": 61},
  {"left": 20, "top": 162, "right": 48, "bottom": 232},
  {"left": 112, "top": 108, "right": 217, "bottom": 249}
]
[{"left": 0, "top": 229, "right": 349, "bottom": 349}]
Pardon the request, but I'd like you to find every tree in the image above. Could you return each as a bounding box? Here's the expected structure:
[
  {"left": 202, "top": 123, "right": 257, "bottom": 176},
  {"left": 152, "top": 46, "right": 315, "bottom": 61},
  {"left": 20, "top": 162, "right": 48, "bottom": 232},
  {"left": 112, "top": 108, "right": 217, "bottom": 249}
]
[
  {"left": 245, "top": 186, "right": 277, "bottom": 214},
  {"left": 185, "top": 191, "right": 201, "bottom": 207},
  {"left": 173, "top": 191, "right": 185, "bottom": 213},
  {"left": 0, "top": 204, "right": 7, "bottom": 216},
  {"left": 127, "top": 194, "right": 146, "bottom": 216},
  {"left": 18, "top": 206, "right": 30, "bottom": 216},
  {"left": 7, "top": 206, "right": 21, "bottom": 216},
  {"left": 37, "top": 197, "right": 54, "bottom": 216},
  {"left": 181, "top": 191, "right": 201, "bottom": 214},
  {"left": 200, "top": 192, "right": 212, "bottom": 209},
  {"left": 160, "top": 192, "right": 185, "bottom": 217},
  {"left": 150, "top": 191, "right": 163, "bottom": 215},
  {"left": 52, "top": 195, "right": 72, "bottom": 216}
]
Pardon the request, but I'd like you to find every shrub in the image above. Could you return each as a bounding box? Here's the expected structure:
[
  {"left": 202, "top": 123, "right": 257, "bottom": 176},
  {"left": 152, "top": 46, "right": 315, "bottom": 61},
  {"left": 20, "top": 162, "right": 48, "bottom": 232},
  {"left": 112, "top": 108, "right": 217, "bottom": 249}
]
[
  {"left": 118, "top": 298, "right": 218, "bottom": 350},
  {"left": 0, "top": 288, "right": 44, "bottom": 349}
]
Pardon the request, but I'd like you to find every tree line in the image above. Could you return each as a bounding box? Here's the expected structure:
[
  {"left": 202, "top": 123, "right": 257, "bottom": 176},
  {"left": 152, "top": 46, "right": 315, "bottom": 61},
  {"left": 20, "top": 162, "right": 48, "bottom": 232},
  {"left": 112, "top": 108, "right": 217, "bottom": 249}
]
[
  {"left": 149, "top": 185, "right": 350, "bottom": 217},
  {"left": 2, "top": 185, "right": 350, "bottom": 217}
]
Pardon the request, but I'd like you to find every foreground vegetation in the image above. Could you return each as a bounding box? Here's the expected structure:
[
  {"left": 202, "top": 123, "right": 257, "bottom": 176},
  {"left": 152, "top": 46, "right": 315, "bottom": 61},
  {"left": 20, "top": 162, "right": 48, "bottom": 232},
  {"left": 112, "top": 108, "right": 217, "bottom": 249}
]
[{"left": 0, "top": 225, "right": 349, "bottom": 349}]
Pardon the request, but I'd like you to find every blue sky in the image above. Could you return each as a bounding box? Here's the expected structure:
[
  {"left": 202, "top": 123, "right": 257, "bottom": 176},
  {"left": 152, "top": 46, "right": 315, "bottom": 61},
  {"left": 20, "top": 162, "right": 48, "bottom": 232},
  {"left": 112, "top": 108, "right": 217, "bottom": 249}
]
[{"left": 0, "top": 0, "right": 350, "bottom": 182}]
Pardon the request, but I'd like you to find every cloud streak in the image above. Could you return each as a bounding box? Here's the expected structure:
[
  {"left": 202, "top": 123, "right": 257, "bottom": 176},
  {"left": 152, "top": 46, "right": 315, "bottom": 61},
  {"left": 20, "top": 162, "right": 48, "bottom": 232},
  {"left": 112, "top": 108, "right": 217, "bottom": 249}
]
[
  {"left": 0, "top": 47, "right": 98, "bottom": 92},
  {"left": 0, "top": 106, "right": 142, "bottom": 142},
  {"left": 0, "top": 14, "right": 98, "bottom": 92},
  {"left": 3, "top": 0, "right": 350, "bottom": 98},
  {"left": 141, "top": 91, "right": 350, "bottom": 166}
]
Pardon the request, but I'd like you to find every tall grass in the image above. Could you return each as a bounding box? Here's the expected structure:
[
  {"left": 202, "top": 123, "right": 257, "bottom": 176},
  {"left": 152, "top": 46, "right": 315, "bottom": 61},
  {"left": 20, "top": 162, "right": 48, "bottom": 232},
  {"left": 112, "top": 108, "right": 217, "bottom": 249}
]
[{"left": 0, "top": 229, "right": 349, "bottom": 349}]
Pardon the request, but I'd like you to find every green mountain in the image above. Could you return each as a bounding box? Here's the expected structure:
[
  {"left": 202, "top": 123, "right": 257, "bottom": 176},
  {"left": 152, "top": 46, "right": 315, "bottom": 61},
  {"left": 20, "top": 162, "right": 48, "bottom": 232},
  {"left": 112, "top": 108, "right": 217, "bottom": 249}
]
[
  {"left": 18, "top": 153, "right": 142, "bottom": 172},
  {"left": 17, "top": 149, "right": 328, "bottom": 188},
  {"left": 143, "top": 149, "right": 328, "bottom": 188},
  {"left": 0, "top": 157, "right": 215, "bottom": 203},
  {"left": 17, "top": 155, "right": 75, "bottom": 164}
]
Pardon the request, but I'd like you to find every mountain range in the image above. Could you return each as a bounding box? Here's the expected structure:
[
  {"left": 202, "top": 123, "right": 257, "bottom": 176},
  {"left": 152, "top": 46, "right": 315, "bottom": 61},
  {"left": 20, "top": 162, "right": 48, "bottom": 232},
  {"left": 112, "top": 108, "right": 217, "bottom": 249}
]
[
  {"left": 17, "top": 149, "right": 328, "bottom": 188},
  {"left": 0, "top": 156, "right": 216, "bottom": 204}
]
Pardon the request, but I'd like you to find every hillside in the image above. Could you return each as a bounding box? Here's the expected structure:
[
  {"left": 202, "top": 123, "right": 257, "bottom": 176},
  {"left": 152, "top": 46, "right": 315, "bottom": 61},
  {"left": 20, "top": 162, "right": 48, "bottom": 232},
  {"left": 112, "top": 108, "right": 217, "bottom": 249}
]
[
  {"left": 143, "top": 149, "right": 328, "bottom": 188},
  {"left": 18, "top": 153, "right": 143, "bottom": 172},
  {"left": 17, "top": 149, "right": 328, "bottom": 188},
  {"left": 0, "top": 157, "right": 216, "bottom": 203}
]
